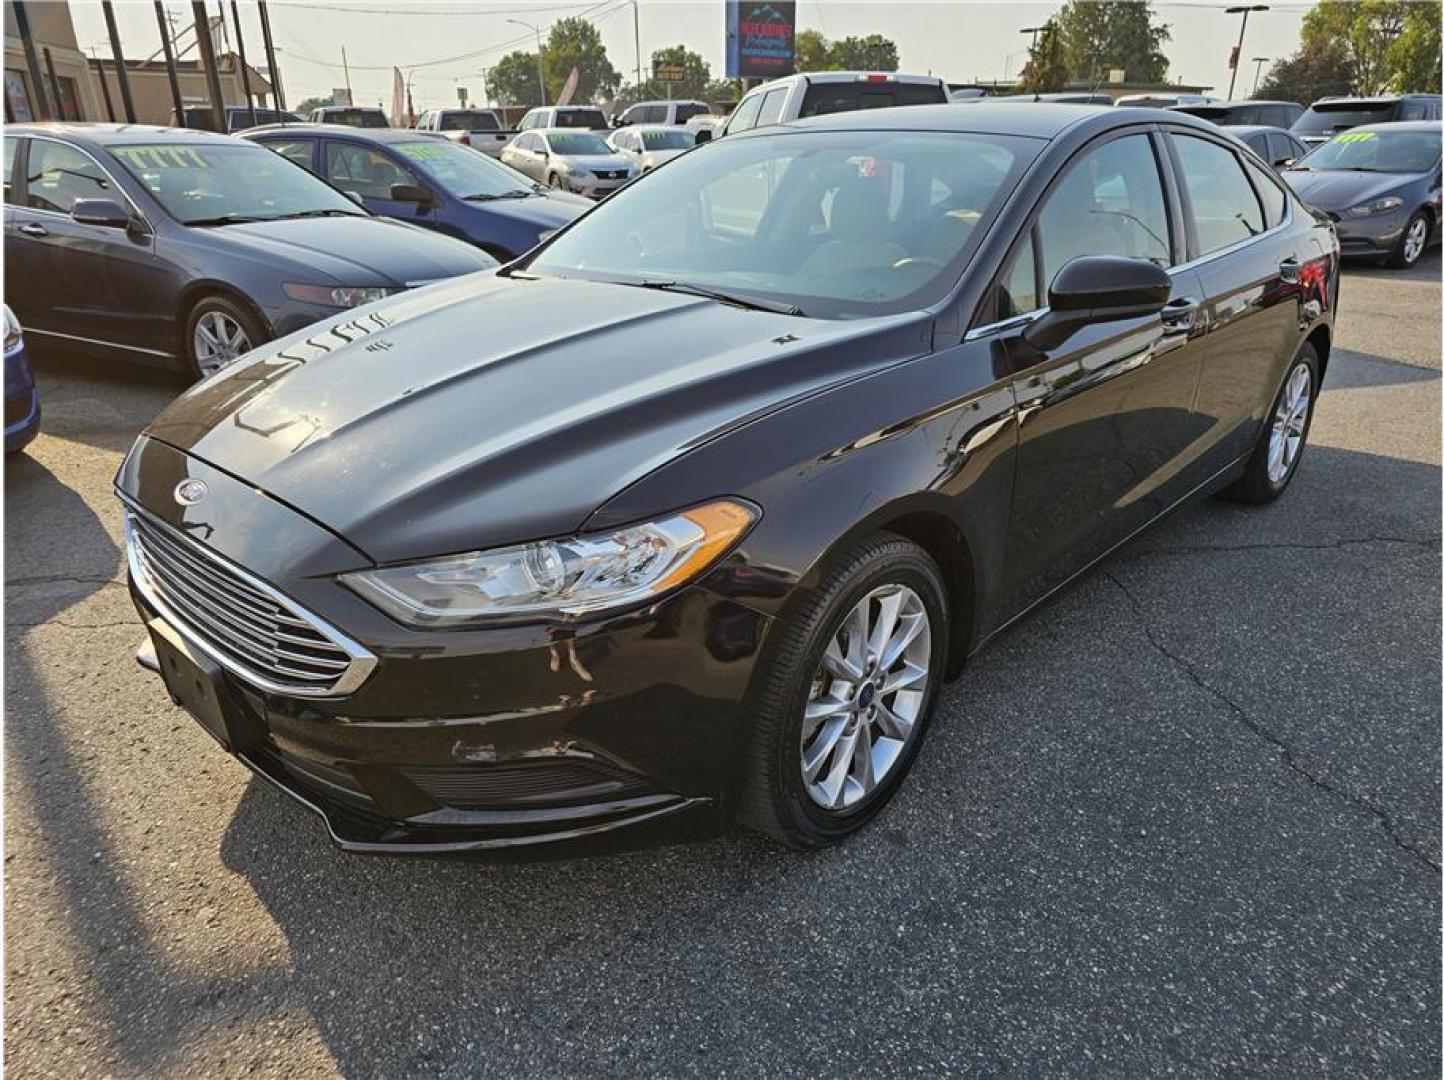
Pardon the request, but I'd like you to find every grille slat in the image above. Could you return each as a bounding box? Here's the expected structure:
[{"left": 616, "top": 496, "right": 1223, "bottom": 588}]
[{"left": 126, "top": 509, "right": 372, "bottom": 696}]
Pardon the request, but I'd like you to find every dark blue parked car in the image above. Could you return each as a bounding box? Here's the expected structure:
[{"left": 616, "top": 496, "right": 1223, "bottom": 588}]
[
  {"left": 4, "top": 304, "right": 40, "bottom": 454},
  {"left": 244, "top": 125, "right": 590, "bottom": 261}
]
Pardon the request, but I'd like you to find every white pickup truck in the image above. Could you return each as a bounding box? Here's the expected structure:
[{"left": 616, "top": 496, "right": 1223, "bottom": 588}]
[{"left": 413, "top": 108, "right": 515, "bottom": 158}]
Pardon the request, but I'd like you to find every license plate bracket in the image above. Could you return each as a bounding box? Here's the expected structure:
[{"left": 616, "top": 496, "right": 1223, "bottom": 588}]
[{"left": 148, "top": 619, "right": 260, "bottom": 751}]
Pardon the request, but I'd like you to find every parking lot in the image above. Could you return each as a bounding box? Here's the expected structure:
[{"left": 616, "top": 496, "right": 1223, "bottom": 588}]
[{"left": 4, "top": 254, "right": 1439, "bottom": 1075}]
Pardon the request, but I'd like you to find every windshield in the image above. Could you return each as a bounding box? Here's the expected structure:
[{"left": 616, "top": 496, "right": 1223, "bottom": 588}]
[
  {"left": 394, "top": 140, "right": 534, "bottom": 197},
  {"left": 440, "top": 110, "right": 499, "bottom": 132},
  {"left": 529, "top": 128, "right": 1038, "bottom": 320},
  {"left": 641, "top": 129, "right": 696, "bottom": 151},
  {"left": 326, "top": 109, "right": 389, "bottom": 128},
  {"left": 111, "top": 143, "right": 364, "bottom": 225},
  {"left": 1297, "top": 129, "right": 1441, "bottom": 173},
  {"left": 556, "top": 109, "right": 607, "bottom": 129},
  {"left": 229, "top": 108, "right": 302, "bottom": 130},
  {"left": 546, "top": 132, "right": 611, "bottom": 155},
  {"left": 1294, "top": 102, "right": 1396, "bottom": 134}
]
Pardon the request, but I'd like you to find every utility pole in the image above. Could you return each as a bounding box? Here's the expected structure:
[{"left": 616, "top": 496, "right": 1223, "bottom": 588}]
[
  {"left": 341, "top": 44, "right": 353, "bottom": 102},
  {"left": 1251, "top": 56, "right": 1269, "bottom": 96},
  {"left": 1224, "top": 5, "right": 1268, "bottom": 100},
  {"left": 231, "top": 0, "right": 256, "bottom": 126},
  {"left": 507, "top": 19, "right": 547, "bottom": 106},
  {"left": 631, "top": 0, "right": 642, "bottom": 90},
  {"left": 101, "top": 0, "right": 137, "bottom": 122},
  {"left": 257, "top": 0, "right": 284, "bottom": 110},
  {"left": 90, "top": 47, "right": 116, "bottom": 120},
  {"left": 11, "top": 1, "right": 54, "bottom": 120},
  {"left": 155, "top": 0, "right": 186, "bottom": 125},
  {"left": 191, "top": 0, "right": 227, "bottom": 131}
]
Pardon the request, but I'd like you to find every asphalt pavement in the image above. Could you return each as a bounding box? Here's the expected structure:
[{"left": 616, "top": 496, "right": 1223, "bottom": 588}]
[{"left": 5, "top": 255, "right": 1440, "bottom": 1077}]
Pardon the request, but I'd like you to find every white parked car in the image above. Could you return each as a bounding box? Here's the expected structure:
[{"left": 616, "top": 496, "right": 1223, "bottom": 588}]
[
  {"left": 413, "top": 108, "right": 514, "bottom": 158},
  {"left": 516, "top": 105, "right": 611, "bottom": 132},
  {"left": 613, "top": 99, "right": 712, "bottom": 127},
  {"left": 501, "top": 128, "right": 636, "bottom": 198},
  {"left": 606, "top": 124, "right": 696, "bottom": 172},
  {"left": 715, "top": 72, "right": 949, "bottom": 138}
]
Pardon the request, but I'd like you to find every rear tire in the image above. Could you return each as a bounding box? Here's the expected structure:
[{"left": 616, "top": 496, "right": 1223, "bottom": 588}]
[
  {"left": 183, "top": 294, "right": 268, "bottom": 382},
  {"left": 1224, "top": 343, "right": 1319, "bottom": 504},
  {"left": 548, "top": 172, "right": 564, "bottom": 190},
  {"left": 1387, "top": 211, "right": 1429, "bottom": 269},
  {"left": 738, "top": 534, "right": 949, "bottom": 849}
]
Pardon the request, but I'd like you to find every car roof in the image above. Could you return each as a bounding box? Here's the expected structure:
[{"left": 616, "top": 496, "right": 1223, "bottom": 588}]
[
  {"left": 748, "top": 101, "right": 1219, "bottom": 141},
  {"left": 626, "top": 99, "right": 706, "bottom": 108},
  {"left": 1311, "top": 94, "right": 1440, "bottom": 107},
  {"left": 619, "top": 123, "right": 696, "bottom": 134},
  {"left": 1347, "top": 120, "right": 1442, "bottom": 133},
  {"left": 6, "top": 122, "right": 247, "bottom": 147},
  {"left": 242, "top": 123, "right": 427, "bottom": 143},
  {"left": 315, "top": 105, "right": 385, "bottom": 112},
  {"left": 532, "top": 127, "right": 611, "bottom": 137},
  {"left": 1225, "top": 125, "right": 1297, "bottom": 136}
]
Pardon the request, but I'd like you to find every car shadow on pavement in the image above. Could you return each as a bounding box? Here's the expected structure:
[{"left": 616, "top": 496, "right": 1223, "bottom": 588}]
[
  {"left": 203, "top": 442, "right": 1440, "bottom": 1077},
  {"left": 1342, "top": 248, "right": 1440, "bottom": 285},
  {"left": 26, "top": 347, "right": 185, "bottom": 455}
]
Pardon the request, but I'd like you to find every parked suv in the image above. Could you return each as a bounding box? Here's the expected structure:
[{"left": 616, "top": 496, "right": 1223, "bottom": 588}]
[
  {"left": 613, "top": 99, "right": 711, "bottom": 127},
  {"left": 170, "top": 105, "right": 303, "bottom": 133},
  {"left": 1174, "top": 100, "right": 1303, "bottom": 129},
  {"left": 1293, "top": 94, "right": 1442, "bottom": 147},
  {"left": 716, "top": 72, "right": 948, "bottom": 137},
  {"left": 307, "top": 105, "right": 390, "bottom": 129},
  {"left": 517, "top": 105, "right": 610, "bottom": 131},
  {"left": 413, "top": 107, "right": 513, "bottom": 158}
]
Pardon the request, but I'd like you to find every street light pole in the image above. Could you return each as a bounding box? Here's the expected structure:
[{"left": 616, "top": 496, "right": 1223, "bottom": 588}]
[
  {"left": 508, "top": 19, "right": 547, "bottom": 106},
  {"left": 1251, "top": 56, "right": 1269, "bottom": 96},
  {"left": 1224, "top": 5, "right": 1268, "bottom": 100},
  {"left": 1019, "top": 25, "right": 1045, "bottom": 98},
  {"left": 631, "top": 0, "right": 642, "bottom": 91}
]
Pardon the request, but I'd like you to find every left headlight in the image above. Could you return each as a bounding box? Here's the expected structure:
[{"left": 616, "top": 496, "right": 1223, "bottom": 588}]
[
  {"left": 283, "top": 283, "right": 397, "bottom": 308},
  {"left": 1345, "top": 195, "right": 1404, "bottom": 218},
  {"left": 3, "top": 305, "right": 21, "bottom": 352},
  {"left": 341, "top": 499, "right": 758, "bottom": 627}
]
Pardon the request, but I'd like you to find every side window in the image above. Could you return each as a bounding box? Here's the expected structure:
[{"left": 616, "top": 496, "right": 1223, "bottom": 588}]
[
  {"left": 639, "top": 105, "right": 665, "bottom": 124},
  {"left": 264, "top": 138, "right": 317, "bottom": 173},
  {"left": 1244, "top": 158, "right": 1287, "bottom": 227},
  {"left": 726, "top": 93, "right": 765, "bottom": 134},
  {"left": 3, "top": 137, "right": 17, "bottom": 204},
  {"left": 514, "top": 134, "right": 535, "bottom": 152},
  {"left": 1171, "top": 133, "right": 1264, "bottom": 256},
  {"left": 25, "top": 139, "right": 114, "bottom": 214},
  {"left": 997, "top": 235, "right": 1039, "bottom": 319},
  {"left": 1400, "top": 102, "right": 1426, "bottom": 121},
  {"left": 324, "top": 143, "right": 413, "bottom": 200},
  {"left": 755, "top": 88, "right": 788, "bottom": 129},
  {"left": 1035, "top": 133, "right": 1172, "bottom": 291}
]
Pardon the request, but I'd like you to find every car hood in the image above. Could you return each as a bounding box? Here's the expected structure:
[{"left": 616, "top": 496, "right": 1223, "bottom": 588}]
[
  {"left": 558, "top": 153, "right": 632, "bottom": 172},
  {"left": 462, "top": 192, "right": 589, "bottom": 228},
  {"left": 1282, "top": 169, "right": 1419, "bottom": 210},
  {"left": 641, "top": 150, "right": 688, "bottom": 170},
  {"left": 141, "top": 274, "right": 929, "bottom": 563},
  {"left": 204, "top": 215, "right": 493, "bottom": 286}
]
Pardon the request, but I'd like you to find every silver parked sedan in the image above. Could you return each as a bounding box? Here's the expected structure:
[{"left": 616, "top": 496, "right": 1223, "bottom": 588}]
[
  {"left": 501, "top": 129, "right": 637, "bottom": 199},
  {"left": 607, "top": 124, "right": 697, "bottom": 173}
]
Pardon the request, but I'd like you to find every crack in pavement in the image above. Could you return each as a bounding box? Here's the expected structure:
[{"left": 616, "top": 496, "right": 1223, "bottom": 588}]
[
  {"left": 8, "top": 618, "right": 142, "bottom": 631},
  {"left": 1136, "top": 535, "right": 1441, "bottom": 557},
  {"left": 5, "top": 574, "right": 125, "bottom": 589},
  {"left": 1104, "top": 568, "right": 1441, "bottom": 876}
]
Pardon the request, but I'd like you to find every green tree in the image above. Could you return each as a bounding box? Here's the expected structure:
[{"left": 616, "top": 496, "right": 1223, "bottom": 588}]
[
  {"left": 1256, "top": 38, "right": 1357, "bottom": 103},
  {"left": 827, "top": 34, "right": 899, "bottom": 72},
  {"left": 544, "top": 16, "right": 620, "bottom": 103},
  {"left": 1019, "top": 20, "right": 1067, "bottom": 93},
  {"left": 1387, "top": 2, "right": 1441, "bottom": 93},
  {"left": 487, "top": 50, "right": 546, "bottom": 107},
  {"left": 294, "top": 94, "right": 334, "bottom": 114},
  {"left": 613, "top": 45, "right": 711, "bottom": 105},
  {"left": 1054, "top": 0, "right": 1170, "bottom": 85},
  {"left": 1302, "top": 1, "right": 1405, "bottom": 95},
  {"left": 796, "top": 28, "right": 829, "bottom": 72}
]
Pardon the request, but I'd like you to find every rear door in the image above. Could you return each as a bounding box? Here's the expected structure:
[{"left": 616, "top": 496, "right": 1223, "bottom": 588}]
[
  {"left": 1165, "top": 127, "right": 1305, "bottom": 468},
  {"left": 992, "top": 129, "right": 1210, "bottom": 611},
  {"left": 258, "top": 135, "right": 319, "bottom": 176}
]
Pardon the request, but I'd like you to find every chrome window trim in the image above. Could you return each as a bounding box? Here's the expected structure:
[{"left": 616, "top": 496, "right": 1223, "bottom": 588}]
[
  {"left": 26, "top": 328, "right": 174, "bottom": 359},
  {"left": 964, "top": 309, "right": 1043, "bottom": 343},
  {"left": 18, "top": 133, "right": 151, "bottom": 228},
  {"left": 120, "top": 496, "right": 378, "bottom": 698}
]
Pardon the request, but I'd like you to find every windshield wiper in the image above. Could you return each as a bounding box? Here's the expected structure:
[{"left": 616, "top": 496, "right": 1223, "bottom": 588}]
[
  {"left": 633, "top": 279, "right": 804, "bottom": 316},
  {"left": 275, "top": 208, "right": 364, "bottom": 218},
  {"left": 462, "top": 190, "right": 534, "bottom": 201},
  {"left": 186, "top": 213, "right": 269, "bottom": 226}
]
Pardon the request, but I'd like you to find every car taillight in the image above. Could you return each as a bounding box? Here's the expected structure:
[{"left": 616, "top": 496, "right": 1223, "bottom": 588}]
[
  {"left": 460, "top": 133, "right": 471, "bottom": 146},
  {"left": 865, "top": 74, "right": 888, "bottom": 82}
]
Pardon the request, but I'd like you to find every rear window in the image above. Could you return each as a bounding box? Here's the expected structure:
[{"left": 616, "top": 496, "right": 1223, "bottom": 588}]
[
  {"left": 440, "top": 111, "right": 499, "bottom": 132},
  {"left": 799, "top": 80, "right": 947, "bottom": 118},
  {"left": 674, "top": 103, "right": 710, "bottom": 124},
  {"left": 326, "top": 109, "right": 389, "bottom": 129},
  {"left": 556, "top": 109, "right": 607, "bottom": 129},
  {"left": 1294, "top": 101, "right": 1396, "bottom": 134}
]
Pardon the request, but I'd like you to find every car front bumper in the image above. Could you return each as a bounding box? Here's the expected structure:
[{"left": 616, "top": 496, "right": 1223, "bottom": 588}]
[
  {"left": 560, "top": 174, "right": 632, "bottom": 199},
  {"left": 4, "top": 342, "right": 40, "bottom": 453},
  {"left": 1324, "top": 208, "right": 1410, "bottom": 256},
  {"left": 118, "top": 437, "right": 774, "bottom": 852}
]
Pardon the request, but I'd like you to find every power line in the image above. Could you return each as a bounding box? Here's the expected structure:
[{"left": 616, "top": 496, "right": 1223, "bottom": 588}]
[{"left": 271, "top": 1, "right": 598, "bottom": 15}]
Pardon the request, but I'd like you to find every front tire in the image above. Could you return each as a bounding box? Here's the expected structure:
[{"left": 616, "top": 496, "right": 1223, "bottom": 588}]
[
  {"left": 548, "top": 172, "right": 564, "bottom": 190},
  {"left": 1224, "top": 343, "right": 1319, "bottom": 504},
  {"left": 184, "top": 294, "right": 267, "bottom": 382},
  {"left": 738, "top": 535, "right": 949, "bottom": 849},
  {"left": 1387, "top": 211, "right": 1429, "bottom": 269}
]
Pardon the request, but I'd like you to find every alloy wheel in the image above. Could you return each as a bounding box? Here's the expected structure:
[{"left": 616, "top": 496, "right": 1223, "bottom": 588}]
[
  {"left": 192, "top": 310, "right": 252, "bottom": 377},
  {"left": 1267, "top": 362, "right": 1312, "bottom": 484},
  {"left": 1403, "top": 216, "right": 1428, "bottom": 265},
  {"left": 800, "top": 584, "right": 932, "bottom": 810}
]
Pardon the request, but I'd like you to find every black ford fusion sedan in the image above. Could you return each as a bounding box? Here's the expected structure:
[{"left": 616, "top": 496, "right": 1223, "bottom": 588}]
[
  {"left": 117, "top": 104, "right": 1339, "bottom": 853},
  {"left": 4, "top": 125, "right": 495, "bottom": 380}
]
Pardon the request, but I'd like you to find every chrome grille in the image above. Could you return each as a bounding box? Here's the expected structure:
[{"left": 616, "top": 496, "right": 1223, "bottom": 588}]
[{"left": 124, "top": 507, "right": 375, "bottom": 697}]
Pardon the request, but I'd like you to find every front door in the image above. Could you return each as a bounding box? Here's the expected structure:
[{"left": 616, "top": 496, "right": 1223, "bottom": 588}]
[
  {"left": 323, "top": 139, "right": 435, "bottom": 228},
  {"left": 993, "top": 130, "right": 1212, "bottom": 614}
]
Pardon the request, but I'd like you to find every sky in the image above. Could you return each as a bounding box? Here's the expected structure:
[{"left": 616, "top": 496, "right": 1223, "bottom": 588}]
[{"left": 66, "top": 0, "right": 1326, "bottom": 112}]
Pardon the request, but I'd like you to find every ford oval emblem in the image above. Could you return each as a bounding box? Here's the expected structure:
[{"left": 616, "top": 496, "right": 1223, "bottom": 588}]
[{"left": 174, "top": 479, "right": 208, "bottom": 506}]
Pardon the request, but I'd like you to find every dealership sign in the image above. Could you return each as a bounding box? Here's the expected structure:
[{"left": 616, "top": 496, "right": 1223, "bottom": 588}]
[{"left": 725, "top": 1, "right": 796, "bottom": 79}]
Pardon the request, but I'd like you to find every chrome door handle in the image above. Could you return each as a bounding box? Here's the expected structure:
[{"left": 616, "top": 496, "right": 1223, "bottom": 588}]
[
  {"left": 1278, "top": 257, "right": 1301, "bottom": 284},
  {"left": 1160, "top": 296, "right": 1199, "bottom": 335},
  {"left": 17, "top": 223, "right": 48, "bottom": 237}
]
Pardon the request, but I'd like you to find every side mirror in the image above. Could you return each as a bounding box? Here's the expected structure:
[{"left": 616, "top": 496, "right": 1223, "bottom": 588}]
[
  {"left": 1022, "top": 256, "right": 1172, "bottom": 352},
  {"left": 693, "top": 127, "right": 713, "bottom": 144},
  {"left": 389, "top": 183, "right": 432, "bottom": 204},
  {"left": 1278, "top": 157, "right": 1296, "bottom": 168},
  {"left": 71, "top": 197, "right": 131, "bottom": 228}
]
